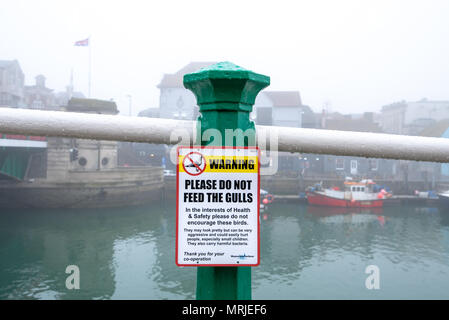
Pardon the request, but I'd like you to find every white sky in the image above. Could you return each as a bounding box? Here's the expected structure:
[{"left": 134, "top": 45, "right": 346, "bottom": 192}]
[{"left": 1, "top": 0, "right": 449, "bottom": 115}]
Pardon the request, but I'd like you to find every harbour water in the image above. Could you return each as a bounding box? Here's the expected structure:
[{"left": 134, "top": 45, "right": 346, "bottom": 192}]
[{"left": 1, "top": 198, "right": 449, "bottom": 300}]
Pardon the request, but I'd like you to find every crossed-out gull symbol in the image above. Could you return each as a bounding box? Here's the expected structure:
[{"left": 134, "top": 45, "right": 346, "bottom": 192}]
[{"left": 182, "top": 152, "right": 206, "bottom": 176}]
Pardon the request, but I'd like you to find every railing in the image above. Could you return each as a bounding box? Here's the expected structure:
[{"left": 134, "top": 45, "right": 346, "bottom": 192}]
[{"left": 1, "top": 107, "right": 449, "bottom": 163}]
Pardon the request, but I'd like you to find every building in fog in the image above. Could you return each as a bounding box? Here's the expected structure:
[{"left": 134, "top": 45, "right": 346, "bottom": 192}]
[
  {"left": 290, "top": 112, "right": 400, "bottom": 181},
  {"left": 252, "top": 90, "right": 318, "bottom": 175},
  {"left": 0, "top": 60, "right": 25, "bottom": 108},
  {"left": 253, "top": 91, "right": 317, "bottom": 128},
  {"left": 25, "top": 73, "right": 86, "bottom": 110},
  {"left": 54, "top": 72, "right": 86, "bottom": 106},
  {"left": 317, "top": 114, "right": 393, "bottom": 178},
  {"left": 157, "top": 62, "right": 216, "bottom": 120},
  {"left": 154, "top": 62, "right": 320, "bottom": 174},
  {"left": 380, "top": 99, "right": 449, "bottom": 135},
  {"left": 419, "top": 119, "right": 449, "bottom": 182},
  {"left": 1, "top": 58, "right": 86, "bottom": 110},
  {"left": 322, "top": 111, "right": 382, "bottom": 132},
  {"left": 156, "top": 62, "right": 318, "bottom": 128},
  {"left": 120, "top": 108, "right": 165, "bottom": 168},
  {"left": 24, "top": 75, "right": 57, "bottom": 110},
  {"left": 51, "top": 98, "right": 120, "bottom": 177}
]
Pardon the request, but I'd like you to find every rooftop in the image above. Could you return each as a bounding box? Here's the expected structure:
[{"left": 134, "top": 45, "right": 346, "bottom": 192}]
[
  {"left": 138, "top": 108, "right": 159, "bottom": 118},
  {"left": 66, "top": 98, "right": 118, "bottom": 115},
  {"left": 157, "top": 62, "right": 217, "bottom": 88},
  {"left": 325, "top": 118, "right": 383, "bottom": 133},
  {"left": 264, "top": 91, "right": 302, "bottom": 107},
  {"left": 0, "top": 60, "right": 16, "bottom": 68},
  {"left": 0, "top": 60, "right": 22, "bottom": 71},
  {"left": 382, "top": 99, "right": 449, "bottom": 111}
]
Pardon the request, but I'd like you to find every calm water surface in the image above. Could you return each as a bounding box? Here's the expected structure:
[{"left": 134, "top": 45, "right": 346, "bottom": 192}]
[{"left": 1, "top": 199, "right": 449, "bottom": 299}]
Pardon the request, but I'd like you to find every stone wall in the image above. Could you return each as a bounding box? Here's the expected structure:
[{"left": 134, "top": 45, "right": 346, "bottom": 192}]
[{"left": 46, "top": 137, "right": 118, "bottom": 182}]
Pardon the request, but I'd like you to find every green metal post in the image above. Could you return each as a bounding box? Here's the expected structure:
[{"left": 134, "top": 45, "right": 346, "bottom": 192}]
[{"left": 183, "top": 62, "right": 270, "bottom": 300}]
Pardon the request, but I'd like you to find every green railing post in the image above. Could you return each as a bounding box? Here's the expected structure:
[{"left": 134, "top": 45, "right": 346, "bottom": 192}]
[{"left": 183, "top": 61, "right": 270, "bottom": 300}]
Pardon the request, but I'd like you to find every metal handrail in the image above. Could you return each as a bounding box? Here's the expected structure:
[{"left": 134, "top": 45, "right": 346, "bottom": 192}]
[{"left": 1, "top": 107, "right": 449, "bottom": 163}]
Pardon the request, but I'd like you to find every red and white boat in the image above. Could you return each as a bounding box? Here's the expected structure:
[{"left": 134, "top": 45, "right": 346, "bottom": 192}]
[{"left": 306, "top": 179, "right": 388, "bottom": 208}]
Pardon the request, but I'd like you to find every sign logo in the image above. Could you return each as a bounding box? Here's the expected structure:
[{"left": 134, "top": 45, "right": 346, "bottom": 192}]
[{"left": 182, "top": 152, "right": 206, "bottom": 176}]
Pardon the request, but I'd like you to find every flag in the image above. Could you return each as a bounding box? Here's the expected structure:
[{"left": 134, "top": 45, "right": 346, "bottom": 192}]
[{"left": 74, "top": 38, "right": 89, "bottom": 46}]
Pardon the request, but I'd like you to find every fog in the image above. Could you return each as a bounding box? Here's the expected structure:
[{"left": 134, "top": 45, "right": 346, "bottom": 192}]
[{"left": 1, "top": 0, "right": 449, "bottom": 115}]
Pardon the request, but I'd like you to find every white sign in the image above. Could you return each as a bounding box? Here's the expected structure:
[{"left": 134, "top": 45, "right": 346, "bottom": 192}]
[{"left": 176, "top": 146, "right": 260, "bottom": 266}]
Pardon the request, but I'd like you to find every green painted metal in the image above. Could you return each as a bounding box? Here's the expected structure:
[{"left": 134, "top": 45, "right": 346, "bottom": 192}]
[
  {"left": 183, "top": 61, "right": 270, "bottom": 300},
  {"left": 0, "top": 149, "right": 31, "bottom": 180}
]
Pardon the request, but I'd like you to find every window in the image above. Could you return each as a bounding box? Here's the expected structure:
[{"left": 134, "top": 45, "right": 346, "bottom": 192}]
[
  {"left": 176, "top": 96, "right": 184, "bottom": 108},
  {"left": 31, "top": 99, "right": 43, "bottom": 109},
  {"left": 336, "top": 158, "right": 345, "bottom": 170},
  {"left": 256, "top": 107, "right": 273, "bottom": 126},
  {"left": 369, "top": 159, "right": 378, "bottom": 171},
  {"left": 8, "top": 74, "right": 15, "bottom": 85},
  {"left": 0, "top": 93, "right": 10, "bottom": 105}
]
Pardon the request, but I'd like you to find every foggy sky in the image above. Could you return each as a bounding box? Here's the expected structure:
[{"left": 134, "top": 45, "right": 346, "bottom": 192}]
[{"left": 1, "top": 0, "right": 449, "bottom": 116}]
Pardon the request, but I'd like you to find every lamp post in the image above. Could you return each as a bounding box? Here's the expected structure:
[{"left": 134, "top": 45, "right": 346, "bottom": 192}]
[{"left": 183, "top": 61, "right": 270, "bottom": 300}]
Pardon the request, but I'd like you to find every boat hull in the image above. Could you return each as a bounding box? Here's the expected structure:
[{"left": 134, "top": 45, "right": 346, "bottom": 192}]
[
  {"left": 0, "top": 181, "right": 164, "bottom": 209},
  {"left": 438, "top": 193, "right": 449, "bottom": 206},
  {"left": 0, "top": 167, "right": 165, "bottom": 209},
  {"left": 306, "top": 191, "right": 383, "bottom": 208}
]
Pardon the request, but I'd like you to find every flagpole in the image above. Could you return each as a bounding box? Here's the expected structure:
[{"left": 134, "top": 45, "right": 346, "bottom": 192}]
[{"left": 88, "top": 35, "right": 92, "bottom": 98}]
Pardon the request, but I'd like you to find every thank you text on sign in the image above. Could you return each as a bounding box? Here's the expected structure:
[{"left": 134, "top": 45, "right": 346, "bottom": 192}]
[{"left": 176, "top": 146, "right": 260, "bottom": 266}]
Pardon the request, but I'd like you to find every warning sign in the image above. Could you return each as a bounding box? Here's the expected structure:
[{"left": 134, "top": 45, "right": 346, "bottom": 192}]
[{"left": 176, "top": 146, "right": 260, "bottom": 266}]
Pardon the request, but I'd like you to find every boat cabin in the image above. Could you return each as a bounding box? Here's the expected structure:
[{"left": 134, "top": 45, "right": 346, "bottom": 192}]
[{"left": 344, "top": 180, "right": 375, "bottom": 193}]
